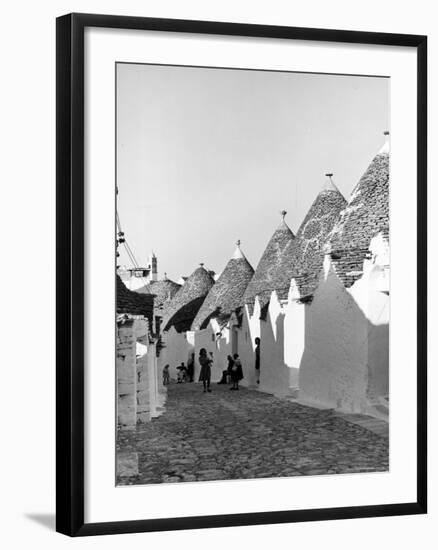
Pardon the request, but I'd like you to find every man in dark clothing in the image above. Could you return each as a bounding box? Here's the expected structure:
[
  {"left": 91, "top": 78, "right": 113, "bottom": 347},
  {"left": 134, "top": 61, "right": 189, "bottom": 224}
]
[
  {"left": 255, "top": 337, "right": 261, "bottom": 384},
  {"left": 187, "top": 353, "right": 195, "bottom": 382},
  {"left": 218, "top": 355, "right": 234, "bottom": 384}
]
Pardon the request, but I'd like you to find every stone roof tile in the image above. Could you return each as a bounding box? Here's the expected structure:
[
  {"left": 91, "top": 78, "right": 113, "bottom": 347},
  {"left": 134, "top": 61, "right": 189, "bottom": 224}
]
[
  {"left": 116, "top": 275, "right": 154, "bottom": 325},
  {"left": 326, "top": 144, "right": 389, "bottom": 287},
  {"left": 243, "top": 219, "right": 295, "bottom": 313},
  {"left": 191, "top": 243, "right": 254, "bottom": 330},
  {"left": 161, "top": 265, "right": 215, "bottom": 332},
  {"left": 136, "top": 277, "right": 181, "bottom": 310}
]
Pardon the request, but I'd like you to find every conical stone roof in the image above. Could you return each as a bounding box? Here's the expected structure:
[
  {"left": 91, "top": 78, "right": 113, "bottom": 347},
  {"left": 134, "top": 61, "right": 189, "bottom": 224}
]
[
  {"left": 136, "top": 276, "right": 181, "bottom": 310},
  {"left": 243, "top": 217, "right": 295, "bottom": 313},
  {"left": 191, "top": 242, "right": 254, "bottom": 330},
  {"left": 277, "top": 177, "right": 347, "bottom": 299},
  {"left": 116, "top": 275, "right": 154, "bottom": 325},
  {"left": 326, "top": 136, "right": 390, "bottom": 287},
  {"left": 162, "top": 265, "right": 215, "bottom": 332}
]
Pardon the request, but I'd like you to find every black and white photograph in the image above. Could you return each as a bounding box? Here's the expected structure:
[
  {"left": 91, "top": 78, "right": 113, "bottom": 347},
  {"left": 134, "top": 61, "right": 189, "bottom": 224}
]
[
  {"left": 115, "top": 63, "right": 390, "bottom": 486},
  {"left": 0, "top": 0, "right": 431, "bottom": 545}
]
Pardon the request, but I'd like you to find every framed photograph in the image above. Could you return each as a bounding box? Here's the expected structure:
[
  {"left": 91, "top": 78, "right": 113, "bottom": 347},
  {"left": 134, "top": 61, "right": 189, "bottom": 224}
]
[{"left": 56, "top": 13, "right": 427, "bottom": 536}]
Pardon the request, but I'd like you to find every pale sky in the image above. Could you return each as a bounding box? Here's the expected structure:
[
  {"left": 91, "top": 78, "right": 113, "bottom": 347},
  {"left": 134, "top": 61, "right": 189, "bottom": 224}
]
[{"left": 116, "top": 63, "right": 389, "bottom": 281}]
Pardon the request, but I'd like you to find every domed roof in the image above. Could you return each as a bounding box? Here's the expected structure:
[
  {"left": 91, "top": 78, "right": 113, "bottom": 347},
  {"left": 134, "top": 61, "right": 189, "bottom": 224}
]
[
  {"left": 191, "top": 242, "right": 254, "bottom": 330},
  {"left": 136, "top": 275, "right": 181, "bottom": 310},
  {"left": 116, "top": 275, "right": 154, "bottom": 326},
  {"left": 277, "top": 175, "right": 347, "bottom": 299},
  {"left": 161, "top": 265, "right": 215, "bottom": 332},
  {"left": 326, "top": 135, "right": 390, "bottom": 288},
  {"left": 243, "top": 214, "right": 295, "bottom": 312}
]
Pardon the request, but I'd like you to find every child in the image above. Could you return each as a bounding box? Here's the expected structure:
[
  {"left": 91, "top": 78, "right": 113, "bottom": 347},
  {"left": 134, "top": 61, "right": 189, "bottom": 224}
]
[
  {"left": 230, "top": 354, "right": 243, "bottom": 390},
  {"left": 177, "top": 362, "right": 188, "bottom": 383},
  {"left": 162, "top": 364, "right": 170, "bottom": 386}
]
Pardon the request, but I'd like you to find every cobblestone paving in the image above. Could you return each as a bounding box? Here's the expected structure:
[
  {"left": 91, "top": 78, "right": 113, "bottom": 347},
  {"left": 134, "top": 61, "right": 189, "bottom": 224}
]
[{"left": 117, "top": 383, "right": 388, "bottom": 485}]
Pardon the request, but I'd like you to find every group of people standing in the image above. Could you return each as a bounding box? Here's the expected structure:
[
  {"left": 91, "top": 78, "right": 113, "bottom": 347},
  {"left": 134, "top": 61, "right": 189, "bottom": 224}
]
[{"left": 163, "top": 338, "right": 261, "bottom": 393}]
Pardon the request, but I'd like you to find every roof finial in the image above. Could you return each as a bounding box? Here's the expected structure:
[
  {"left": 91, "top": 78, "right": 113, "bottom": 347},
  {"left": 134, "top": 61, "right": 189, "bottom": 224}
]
[
  {"left": 233, "top": 239, "right": 245, "bottom": 260},
  {"left": 321, "top": 173, "right": 338, "bottom": 193},
  {"left": 164, "top": 272, "right": 168, "bottom": 280},
  {"left": 280, "top": 210, "right": 287, "bottom": 221},
  {"left": 379, "top": 131, "right": 390, "bottom": 154},
  {"left": 200, "top": 262, "right": 204, "bottom": 268}
]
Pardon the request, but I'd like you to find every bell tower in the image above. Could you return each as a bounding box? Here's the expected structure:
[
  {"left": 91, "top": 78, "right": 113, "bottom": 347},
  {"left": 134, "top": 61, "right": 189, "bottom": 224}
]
[{"left": 149, "top": 252, "right": 158, "bottom": 282}]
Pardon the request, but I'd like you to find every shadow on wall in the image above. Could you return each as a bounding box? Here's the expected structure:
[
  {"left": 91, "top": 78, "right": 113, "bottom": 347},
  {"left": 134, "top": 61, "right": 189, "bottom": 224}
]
[
  {"left": 259, "top": 309, "right": 295, "bottom": 397},
  {"left": 237, "top": 306, "right": 259, "bottom": 387},
  {"left": 298, "top": 264, "right": 389, "bottom": 414}
]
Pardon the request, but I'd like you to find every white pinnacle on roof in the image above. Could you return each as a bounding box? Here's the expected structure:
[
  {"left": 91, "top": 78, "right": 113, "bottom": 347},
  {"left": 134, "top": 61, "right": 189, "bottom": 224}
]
[
  {"left": 233, "top": 239, "right": 246, "bottom": 260},
  {"left": 378, "top": 131, "right": 390, "bottom": 155},
  {"left": 321, "top": 173, "right": 342, "bottom": 194},
  {"left": 276, "top": 209, "right": 290, "bottom": 230}
]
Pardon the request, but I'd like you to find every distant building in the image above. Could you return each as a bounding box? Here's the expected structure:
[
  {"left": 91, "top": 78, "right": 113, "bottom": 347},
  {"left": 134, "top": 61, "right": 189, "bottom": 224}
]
[{"left": 118, "top": 252, "right": 158, "bottom": 291}]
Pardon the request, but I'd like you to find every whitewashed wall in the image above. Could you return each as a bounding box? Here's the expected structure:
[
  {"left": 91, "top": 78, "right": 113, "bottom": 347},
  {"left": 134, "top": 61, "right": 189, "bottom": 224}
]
[
  {"left": 299, "top": 264, "right": 369, "bottom": 412},
  {"left": 159, "top": 326, "right": 193, "bottom": 381},
  {"left": 258, "top": 292, "right": 289, "bottom": 396},
  {"left": 116, "top": 322, "right": 137, "bottom": 430},
  {"left": 147, "top": 341, "right": 167, "bottom": 418},
  {"left": 348, "top": 234, "right": 390, "bottom": 405},
  {"left": 283, "top": 281, "right": 306, "bottom": 396},
  {"left": 298, "top": 235, "right": 389, "bottom": 414},
  {"left": 116, "top": 318, "right": 164, "bottom": 428},
  {"left": 238, "top": 303, "right": 261, "bottom": 387}
]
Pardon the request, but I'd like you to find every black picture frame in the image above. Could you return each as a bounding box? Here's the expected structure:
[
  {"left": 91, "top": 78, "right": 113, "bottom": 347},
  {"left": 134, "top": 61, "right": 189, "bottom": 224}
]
[{"left": 56, "top": 12, "right": 427, "bottom": 537}]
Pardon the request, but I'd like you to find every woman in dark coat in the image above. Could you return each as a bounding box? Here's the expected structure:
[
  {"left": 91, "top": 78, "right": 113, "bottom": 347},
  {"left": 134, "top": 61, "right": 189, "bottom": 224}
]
[
  {"left": 198, "top": 348, "right": 213, "bottom": 393},
  {"left": 230, "top": 353, "right": 243, "bottom": 390}
]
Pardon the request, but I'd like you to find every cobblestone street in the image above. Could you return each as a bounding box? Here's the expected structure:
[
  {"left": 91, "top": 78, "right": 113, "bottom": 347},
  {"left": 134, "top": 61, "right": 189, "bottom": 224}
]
[{"left": 117, "top": 382, "right": 388, "bottom": 485}]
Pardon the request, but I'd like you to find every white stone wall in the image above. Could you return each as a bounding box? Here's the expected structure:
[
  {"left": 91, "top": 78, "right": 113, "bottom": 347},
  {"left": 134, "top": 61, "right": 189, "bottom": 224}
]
[
  {"left": 116, "top": 322, "right": 137, "bottom": 430},
  {"left": 258, "top": 291, "right": 297, "bottom": 397},
  {"left": 147, "top": 342, "right": 167, "bottom": 418},
  {"left": 283, "top": 282, "right": 305, "bottom": 395},
  {"left": 298, "top": 264, "right": 370, "bottom": 412},
  {"left": 298, "top": 235, "right": 389, "bottom": 414},
  {"left": 237, "top": 303, "right": 261, "bottom": 387},
  {"left": 159, "top": 326, "right": 192, "bottom": 381},
  {"left": 348, "top": 234, "right": 390, "bottom": 405},
  {"left": 136, "top": 351, "right": 150, "bottom": 423},
  {"left": 116, "top": 318, "right": 164, "bottom": 429}
]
